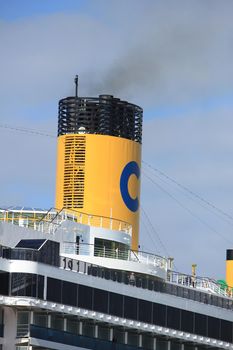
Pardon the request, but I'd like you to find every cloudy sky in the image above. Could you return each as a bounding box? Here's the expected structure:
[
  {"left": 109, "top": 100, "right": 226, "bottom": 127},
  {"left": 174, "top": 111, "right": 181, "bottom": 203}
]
[{"left": 1, "top": 0, "right": 233, "bottom": 279}]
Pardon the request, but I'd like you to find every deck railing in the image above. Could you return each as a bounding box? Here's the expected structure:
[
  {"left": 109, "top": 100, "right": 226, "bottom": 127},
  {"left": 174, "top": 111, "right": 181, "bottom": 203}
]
[
  {"left": 168, "top": 270, "right": 233, "bottom": 298},
  {"left": 60, "top": 255, "right": 233, "bottom": 311},
  {"left": 0, "top": 207, "right": 132, "bottom": 235},
  {"left": 62, "top": 242, "right": 167, "bottom": 270}
]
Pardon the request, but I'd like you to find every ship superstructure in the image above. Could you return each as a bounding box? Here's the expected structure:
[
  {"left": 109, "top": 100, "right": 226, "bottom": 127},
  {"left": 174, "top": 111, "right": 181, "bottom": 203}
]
[{"left": 0, "top": 78, "right": 233, "bottom": 350}]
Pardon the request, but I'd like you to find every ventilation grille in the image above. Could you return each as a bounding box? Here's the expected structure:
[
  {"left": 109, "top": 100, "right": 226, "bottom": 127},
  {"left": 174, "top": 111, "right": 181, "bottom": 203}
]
[
  {"left": 63, "top": 136, "right": 86, "bottom": 209},
  {"left": 58, "top": 95, "right": 143, "bottom": 143}
]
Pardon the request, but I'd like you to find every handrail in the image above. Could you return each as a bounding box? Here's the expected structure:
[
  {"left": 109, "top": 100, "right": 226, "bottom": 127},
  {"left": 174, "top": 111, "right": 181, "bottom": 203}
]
[
  {"left": 62, "top": 242, "right": 233, "bottom": 298},
  {"left": 168, "top": 270, "right": 233, "bottom": 298},
  {"left": 37, "top": 207, "right": 54, "bottom": 223},
  {"left": 0, "top": 207, "right": 132, "bottom": 235},
  {"left": 59, "top": 255, "right": 233, "bottom": 311},
  {"left": 62, "top": 242, "right": 167, "bottom": 269}
]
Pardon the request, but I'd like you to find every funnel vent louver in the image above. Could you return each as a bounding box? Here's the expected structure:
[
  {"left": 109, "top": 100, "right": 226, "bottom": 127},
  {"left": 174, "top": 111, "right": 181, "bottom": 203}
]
[
  {"left": 58, "top": 96, "right": 142, "bottom": 143},
  {"left": 63, "top": 135, "right": 86, "bottom": 208}
]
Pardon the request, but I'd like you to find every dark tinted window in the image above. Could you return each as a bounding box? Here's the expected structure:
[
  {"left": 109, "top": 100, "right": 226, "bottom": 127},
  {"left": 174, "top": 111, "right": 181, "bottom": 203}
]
[
  {"left": 220, "top": 319, "right": 232, "bottom": 343},
  {"left": 16, "top": 239, "right": 46, "bottom": 249},
  {"left": 0, "top": 273, "right": 9, "bottom": 295},
  {"left": 15, "top": 273, "right": 232, "bottom": 344},
  {"left": 138, "top": 299, "right": 152, "bottom": 323},
  {"left": 194, "top": 313, "right": 207, "bottom": 336},
  {"left": 181, "top": 310, "right": 194, "bottom": 333},
  {"left": 124, "top": 296, "right": 138, "bottom": 320},
  {"left": 47, "top": 278, "right": 62, "bottom": 303},
  {"left": 78, "top": 285, "right": 93, "bottom": 310},
  {"left": 109, "top": 292, "right": 123, "bottom": 317},
  {"left": 11, "top": 273, "right": 27, "bottom": 296},
  {"left": 39, "top": 240, "right": 60, "bottom": 267},
  {"left": 25, "top": 274, "right": 37, "bottom": 297},
  {"left": 171, "top": 341, "right": 181, "bottom": 350},
  {"left": 11, "top": 273, "right": 44, "bottom": 298},
  {"left": 62, "top": 281, "right": 77, "bottom": 306},
  {"left": 38, "top": 275, "right": 44, "bottom": 299},
  {"left": 208, "top": 316, "right": 220, "bottom": 339},
  {"left": 153, "top": 303, "right": 166, "bottom": 327},
  {"left": 167, "top": 306, "right": 180, "bottom": 330},
  {"left": 93, "top": 288, "right": 108, "bottom": 313}
]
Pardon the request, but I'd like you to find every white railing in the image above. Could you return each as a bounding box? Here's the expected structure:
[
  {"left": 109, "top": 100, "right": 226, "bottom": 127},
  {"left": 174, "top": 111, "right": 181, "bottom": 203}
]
[
  {"left": 130, "top": 250, "right": 167, "bottom": 269},
  {"left": 0, "top": 207, "right": 132, "bottom": 236},
  {"left": 168, "top": 271, "right": 233, "bottom": 298},
  {"left": 62, "top": 242, "right": 168, "bottom": 269}
]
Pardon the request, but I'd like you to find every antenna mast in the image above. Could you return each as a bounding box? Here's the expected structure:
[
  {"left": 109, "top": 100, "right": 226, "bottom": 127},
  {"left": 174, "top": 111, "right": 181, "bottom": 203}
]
[{"left": 74, "top": 75, "right": 78, "bottom": 98}]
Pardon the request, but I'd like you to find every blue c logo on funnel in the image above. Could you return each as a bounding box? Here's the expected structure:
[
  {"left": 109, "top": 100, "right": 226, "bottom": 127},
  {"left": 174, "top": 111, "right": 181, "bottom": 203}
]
[{"left": 120, "top": 161, "right": 140, "bottom": 212}]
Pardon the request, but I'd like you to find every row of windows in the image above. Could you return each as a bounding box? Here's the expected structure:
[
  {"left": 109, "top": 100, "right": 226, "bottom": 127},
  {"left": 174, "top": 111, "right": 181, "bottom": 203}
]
[
  {"left": 86, "top": 263, "right": 233, "bottom": 310},
  {"left": 1, "top": 272, "right": 232, "bottom": 343},
  {"left": 11, "top": 273, "right": 44, "bottom": 299},
  {"left": 29, "top": 323, "right": 211, "bottom": 350},
  {"left": 2, "top": 240, "right": 60, "bottom": 267},
  {"left": 25, "top": 310, "right": 224, "bottom": 350},
  {"left": 47, "top": 277, "right": 233, "bottom": 343},
  {"left": 63, "top": 257, "right": 233, "bottom": 311}
]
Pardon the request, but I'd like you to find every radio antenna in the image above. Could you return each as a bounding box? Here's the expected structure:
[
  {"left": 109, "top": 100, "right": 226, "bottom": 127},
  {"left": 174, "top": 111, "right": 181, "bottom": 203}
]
[{"left": 74, "top": 75, "right": 78, "bottom": 98}]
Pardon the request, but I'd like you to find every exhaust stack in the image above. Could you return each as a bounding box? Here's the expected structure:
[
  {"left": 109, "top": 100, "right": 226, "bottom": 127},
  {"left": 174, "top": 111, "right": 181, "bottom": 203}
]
[
  {"left": 226, "top": 249, "right": 233, "bottom": 288},
  {"left": 55, "top": 77, "right": 143, "bottom": 250}
]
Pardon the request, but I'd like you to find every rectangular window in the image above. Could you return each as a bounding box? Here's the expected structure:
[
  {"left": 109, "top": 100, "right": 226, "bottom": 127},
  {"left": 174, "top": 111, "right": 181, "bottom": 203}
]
[
  {"left": 113, "top": 328, "right": 125, "bottom": 344},
  {"left": 194, "top": 313, "right": 207, "bottom": 336},
  {"left": 184, "top": 344, "right": 195, "bottom": 350},
  {"left": 25, "top": 274, "right": 37, "bottom": 297},
  {"left": 127, "top": 331, "right": 139, "bottom": 347},
  {"left": 171, "top": 341, "right": 182, "bottom": 350},
  {"left": 11, "top": 273, "right": 44, "bottom": 298},
  {"left": 98, "top": 324, "right": 110, "bottom": 340},
  {"left": 142, "top": 334, "right": 154, "bottom": 350},
  {"left": 67, "top": 317, "right": 79, "bottom": 334},
  {"left": 47, "top": 278, "right": 62, "bottom": 303},
  {"left": 138, "top": 299, "right": 152, "bottom": 323},
  {"left": 37, "top": 275, "right": 44, "bottom": 299},
  {"left": 153, "top": 303, "right": 166, "bottom": 327},
  {"left": 181, "top": 309, "right": 194, "bottom": 333},
  {"left": 0, "top": 308, "right": 3, "bottom": 338},
  {"left": 93, "top": 288, "right": 108, "bottom": 313},
  {"left": 167, "top": 306, "right": 180, "bottom": 330},
  {"left": 78, "top": 285, "right": 93, "bottom": 310},
  {"left": 82, "top": 320, "right": 95, "bottom": 338},
  {"left": 208, "top": 316, "right": 220, "bottom": 339},
  {"left": 109, "top": 292, "right": 123, "bottom": 317},
  {"left": 51, "top": 314, "right": 64, "bottom": 331},
  {"left": 62, "top": 281, "right": 77, "bottom": 307},
  {"left": 124, "top": 296, "right": 138, "bottom": 320},
  {"left": 0, "top": 273, "right": 9, "bottom": 295},
  {"left": 0, "top": 309, "right": 3, "bottom": 325},
  {"left": 11, "top": 273, "right": 26, "bottom": 296},
  {"left": 33, "top": 312, "right": 48, "bottom": 328},
  {"left": 17, "top": 311, "right": 29, "bottom": 337},
  {"left": 220, "top": 319, "right": 232, "bottom": 343},
  {"left": 156, "top": 338, "right": 168, "bottom": 350}
]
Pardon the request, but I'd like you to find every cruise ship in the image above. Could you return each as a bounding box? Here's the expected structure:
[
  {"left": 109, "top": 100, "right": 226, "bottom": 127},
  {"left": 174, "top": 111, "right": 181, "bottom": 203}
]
[{"left": 0, "top": 77, "right": 233, "bottom": 350}]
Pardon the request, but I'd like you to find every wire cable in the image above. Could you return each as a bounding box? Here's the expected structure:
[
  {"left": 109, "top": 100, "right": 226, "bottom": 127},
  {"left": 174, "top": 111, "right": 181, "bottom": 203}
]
[
  {"left": 143, "top": 160, "right": 233, "bottom": 224},
  {"left": 0, "top": 124, "right": 56, "bottom": 138},
  {"left": 141, "top": 206, "right": 171, "bottom": 257},
  {"left": 140, "top": 211, "right": 160, "bottom": 254},
  {"left": 143, "top": 162, "right": 233, "bottom": 228},
  {"left": 142, "top": 169, "right": 233, "bottom": 245}
]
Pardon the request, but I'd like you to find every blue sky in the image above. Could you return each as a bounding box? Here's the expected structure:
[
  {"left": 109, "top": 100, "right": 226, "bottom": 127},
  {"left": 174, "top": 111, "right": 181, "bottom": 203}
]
[
  {"left": 1, "top": 0, "right": 233, "bottom": 278},
  {"left": 0, "top": 0, "right": 88, "bottom": 20}
]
